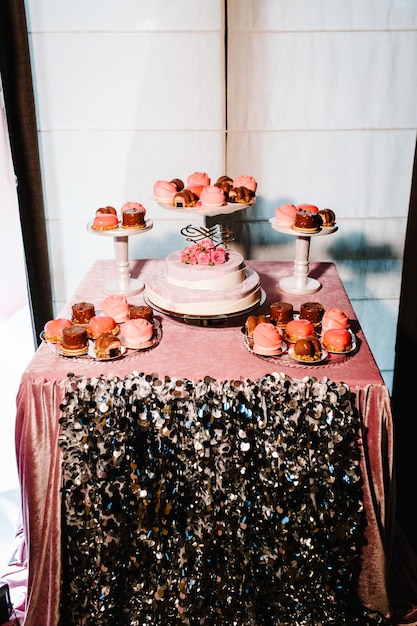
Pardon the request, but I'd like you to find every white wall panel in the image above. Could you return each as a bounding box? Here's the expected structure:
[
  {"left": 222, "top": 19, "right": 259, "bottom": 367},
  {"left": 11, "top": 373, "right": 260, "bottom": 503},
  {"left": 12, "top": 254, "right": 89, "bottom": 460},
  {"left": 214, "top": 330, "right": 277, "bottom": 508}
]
[
  {"left": 26, "top": 0, "right": 223, "bottom": 32},
  {"left": 228, "top": 0, "right": 417, "bottom": 32},
  {"left": 228, "top": 32, "right": 417, "bottom": 130},
  {"left": 31, "top": 33, "right": 224, "bottom": 130}
]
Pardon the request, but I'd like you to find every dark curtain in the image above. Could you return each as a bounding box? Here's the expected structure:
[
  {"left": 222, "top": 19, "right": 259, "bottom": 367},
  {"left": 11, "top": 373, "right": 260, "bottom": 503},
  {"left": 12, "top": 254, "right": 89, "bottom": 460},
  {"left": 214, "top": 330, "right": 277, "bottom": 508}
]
[
  {"left": 0, "top": 0, "right": 53, "bottom": 345},
  {"left": 392, "top": 137, "right": 417, "bottom": 553}
]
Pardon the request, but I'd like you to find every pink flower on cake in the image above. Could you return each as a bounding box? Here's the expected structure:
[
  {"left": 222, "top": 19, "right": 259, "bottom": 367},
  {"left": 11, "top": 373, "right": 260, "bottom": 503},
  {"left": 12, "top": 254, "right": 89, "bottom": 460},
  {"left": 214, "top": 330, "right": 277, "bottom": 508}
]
[
  {"left": 180, "top": 239, "right": 227, "bottom": 265},
  {"left": 211, "top": 247, "right": 226, "bottom": 264},
  {"left": 196, "top": 251, "right": 211, "bottom": 265}
]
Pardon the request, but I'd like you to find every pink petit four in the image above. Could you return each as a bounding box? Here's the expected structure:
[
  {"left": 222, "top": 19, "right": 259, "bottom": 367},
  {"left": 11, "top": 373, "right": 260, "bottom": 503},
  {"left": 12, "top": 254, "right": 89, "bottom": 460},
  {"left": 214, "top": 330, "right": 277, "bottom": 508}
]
[{"left": 101, "top": 295, "right": 130, "bottom": 323}]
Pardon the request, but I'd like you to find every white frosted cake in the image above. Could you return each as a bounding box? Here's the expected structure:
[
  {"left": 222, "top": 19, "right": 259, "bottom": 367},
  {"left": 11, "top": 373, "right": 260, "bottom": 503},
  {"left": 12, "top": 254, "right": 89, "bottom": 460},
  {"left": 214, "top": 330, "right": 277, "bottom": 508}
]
[{"left": 145, "top": 247, "right": 262, "bottom": 316}]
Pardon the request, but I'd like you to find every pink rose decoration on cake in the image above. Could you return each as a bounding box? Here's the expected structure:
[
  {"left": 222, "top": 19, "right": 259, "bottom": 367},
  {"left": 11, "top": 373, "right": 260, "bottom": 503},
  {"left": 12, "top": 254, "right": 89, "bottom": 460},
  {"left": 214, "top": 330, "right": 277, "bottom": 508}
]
[
  {"left": 196, "top": 251, "right": 211, "bottom": 266},
  {"left": 211, "top": 247, "right": 226, "bottom": 264},
  {"left": 180, "top": 238, "right": 227, "bottom": 266},
  {"left": 232, "top": 175, "right": 257, "bottom": 194}
]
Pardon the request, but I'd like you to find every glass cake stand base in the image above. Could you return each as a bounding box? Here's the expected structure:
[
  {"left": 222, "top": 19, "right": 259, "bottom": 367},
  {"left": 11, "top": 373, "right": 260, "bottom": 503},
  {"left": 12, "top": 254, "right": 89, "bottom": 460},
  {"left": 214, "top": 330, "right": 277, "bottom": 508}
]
[
  {"left": 102, "top": 277, "right": 145, "bottom": 297},
  {"left": 279, "top": 275, "right": 321, "bottom": 295}
]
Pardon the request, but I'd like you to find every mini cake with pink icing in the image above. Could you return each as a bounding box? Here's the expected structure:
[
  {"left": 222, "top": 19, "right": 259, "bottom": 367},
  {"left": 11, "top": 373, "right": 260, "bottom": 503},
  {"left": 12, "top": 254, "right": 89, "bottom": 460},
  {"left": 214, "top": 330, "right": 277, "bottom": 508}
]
[
  {"left": 154, "top": 180, "right": 178, "bottom": 203},
  {"left": 91, "top": 210, "right": 119, "bottom": 230},
  {"left": 252, "top": 322, "right": 284, "bottom": 355},
  {"left": 145, "top": 237, "right": 262, "bottom": 316},
  {"left": 43, "top": 318, "right": 72, "bottom": 343},
  {"left": 87, "top": 315, "right": 118, "bottom": 339},
  {"left": 199, "top": 185, "right": 226, "bottom": 207},
  {"left": 285, "top": 318, "right": 315, "bottom": 342},
  {"left": 322, "top": 328, "right": 352, "bottom": 353},
  {"left": 321, "top": 308, "right": 350, "bottom": 333},
  {"left": 186, "top": 185, "right": 205, "bottom": 199},
  {"left": 232, "top": 175, "right": 257, "bottom": 196},
  {"left": 121, "top": 318, "right": 154, "bottom": 349},
  {"left": 187, "top": 172, "right": 211, "bottom": 187},
  {"left": 275, "top": 204, "right": 297, "bottom": 227},
  {"left": 101, "top": 295, "right": 130, "bottom": 323}
]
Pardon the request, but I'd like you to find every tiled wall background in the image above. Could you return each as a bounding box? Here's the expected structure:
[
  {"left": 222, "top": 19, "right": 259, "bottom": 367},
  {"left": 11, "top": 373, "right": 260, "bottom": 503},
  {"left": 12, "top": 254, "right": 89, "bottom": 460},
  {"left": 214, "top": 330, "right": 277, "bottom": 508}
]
[{"left": 24, "top": 0, "right": 417, "bottom": 391}]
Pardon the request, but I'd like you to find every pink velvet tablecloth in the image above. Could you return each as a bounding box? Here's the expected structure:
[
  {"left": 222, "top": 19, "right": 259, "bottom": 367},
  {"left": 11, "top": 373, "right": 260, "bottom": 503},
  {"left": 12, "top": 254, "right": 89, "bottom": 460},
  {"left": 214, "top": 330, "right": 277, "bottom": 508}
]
[{"left": 4, "top": 260, "right": 397, "bottom": 624}]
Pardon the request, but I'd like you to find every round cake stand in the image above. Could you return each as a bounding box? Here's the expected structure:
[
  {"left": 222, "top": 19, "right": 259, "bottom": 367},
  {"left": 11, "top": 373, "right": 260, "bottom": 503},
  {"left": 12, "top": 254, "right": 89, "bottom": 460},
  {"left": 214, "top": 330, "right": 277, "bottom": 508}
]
[
  {"left": 269, "top": 218, "right": 338, "bottom": 295},
  {"left": 87, "top": 220, "right": 153, "bottom": 296},
  {"left": 156, "top": 198, "right": 255, "bottom": 218}
]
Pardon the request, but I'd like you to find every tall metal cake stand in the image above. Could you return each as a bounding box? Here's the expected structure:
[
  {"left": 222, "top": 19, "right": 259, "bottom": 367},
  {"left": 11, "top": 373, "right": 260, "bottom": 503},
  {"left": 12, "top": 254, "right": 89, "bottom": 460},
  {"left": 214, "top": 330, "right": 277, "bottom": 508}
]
[
  {"left": 269, "top": 218, "right": 338, "bottom": 295},
  {"left": 87, "top": 220, "right": 153, "bottom": 296}
]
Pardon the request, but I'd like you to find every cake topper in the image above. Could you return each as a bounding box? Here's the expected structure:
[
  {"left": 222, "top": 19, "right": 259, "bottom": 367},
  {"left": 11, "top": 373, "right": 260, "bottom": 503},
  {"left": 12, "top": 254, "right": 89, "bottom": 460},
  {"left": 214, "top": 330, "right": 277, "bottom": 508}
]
[{"left": 180, "top": 224, "right": 235, "bottom": 248}]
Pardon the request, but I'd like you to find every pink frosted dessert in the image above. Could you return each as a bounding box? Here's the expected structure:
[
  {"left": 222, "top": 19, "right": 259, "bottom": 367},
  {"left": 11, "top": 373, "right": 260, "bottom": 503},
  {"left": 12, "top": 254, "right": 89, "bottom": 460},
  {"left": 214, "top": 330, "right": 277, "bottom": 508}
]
[
  {"left": 187, "top": 172, "right": 211, "bottom": 187},
  {"left": 101, "top": 294, "right": 130, "bottom": 323},
  {"left": 275, "top": 203, "right": 297, "bottom": 227},
  {"left": 186, "top": 185, "right": 205, "bottom": 198},
  {"left": 252, "top": 322, "right": 283, "bottom": 355},
  {"left": 87, "top": 315, "right": 117, "bottom": 339},
  {"left": 92, "top": 213, "right": 119, "bottom": 230},
  {"left": 121, "top": 318, "right": 154, "bottom": 349},
  {"left": 43, "top": 318, "right": 72, "bottom": 343},
  {"left": 232, "top": 175, "right": 257, "bottom": 195},
  {"left": 153, "top": 180, "right": 178, "bottom": 202},
  {"left": 199, "top": 185, "right": 226, "bottom": 207},
  {"left": 285, "top": 319, "right": 315, "bottom": 342},
  {"left": 321, "top": 308, "right": 350, "bottom": 333}
]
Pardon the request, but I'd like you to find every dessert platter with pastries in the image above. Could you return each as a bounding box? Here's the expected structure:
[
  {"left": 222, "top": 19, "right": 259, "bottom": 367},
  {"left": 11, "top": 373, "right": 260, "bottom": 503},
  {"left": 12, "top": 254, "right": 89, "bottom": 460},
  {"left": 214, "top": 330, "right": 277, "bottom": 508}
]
[
  {"left": 41, "top": 297, "right": 161, "bottom": 361},
  {"left": 241, "top": 300, "right": 357, "bottom": 367},
  {"left": 153, "top": 172, "right": 257, "bottom": 217},
  {"left": 87, "top": 201, "right": 154, "bottom": 296},
  {"left": 269, "top": 202, "right": 338, "bottom": 295},
  {"left": 143, "top": 224, "right": 266, "bottom": 326}
]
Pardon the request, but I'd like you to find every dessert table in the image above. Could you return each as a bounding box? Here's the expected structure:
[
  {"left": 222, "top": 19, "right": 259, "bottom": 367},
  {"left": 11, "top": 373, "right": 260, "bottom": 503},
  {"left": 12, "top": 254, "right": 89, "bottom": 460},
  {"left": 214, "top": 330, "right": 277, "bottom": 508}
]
[{"left": 4, "top": 260, "right": 399, "bottom": 625}]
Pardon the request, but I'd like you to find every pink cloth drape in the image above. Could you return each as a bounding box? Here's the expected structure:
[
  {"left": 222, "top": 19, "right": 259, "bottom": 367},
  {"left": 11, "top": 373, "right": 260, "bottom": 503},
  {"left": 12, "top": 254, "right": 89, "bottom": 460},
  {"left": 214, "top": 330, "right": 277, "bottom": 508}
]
[
  {"left": 15, "top": 378, "right": 65, "bottom": 626},
  {"left": 356, "top": 383, "right": 395, "bottom": 617}
]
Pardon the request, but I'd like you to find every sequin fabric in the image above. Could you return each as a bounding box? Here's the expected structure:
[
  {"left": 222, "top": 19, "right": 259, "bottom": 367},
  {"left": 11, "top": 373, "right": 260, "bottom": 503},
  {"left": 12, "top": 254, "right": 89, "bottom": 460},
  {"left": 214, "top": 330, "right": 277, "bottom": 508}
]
[{"left": 59, "top": 372, "right": 389, "bottom": 625}]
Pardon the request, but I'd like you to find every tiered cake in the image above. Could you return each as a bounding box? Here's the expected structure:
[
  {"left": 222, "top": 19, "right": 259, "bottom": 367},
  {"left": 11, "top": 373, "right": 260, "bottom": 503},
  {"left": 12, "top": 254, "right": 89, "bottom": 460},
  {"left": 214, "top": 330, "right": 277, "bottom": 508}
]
[{"left": 145, "top": 226, "right": 262, "bottom": 316}]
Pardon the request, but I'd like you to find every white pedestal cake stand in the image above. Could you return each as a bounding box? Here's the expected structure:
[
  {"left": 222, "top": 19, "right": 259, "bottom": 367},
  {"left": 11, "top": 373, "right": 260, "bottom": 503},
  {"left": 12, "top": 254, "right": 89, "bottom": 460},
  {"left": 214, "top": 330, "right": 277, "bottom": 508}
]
[
  {"left": 87, "top": 220, "right": 153, "bottom": 296},
  {"left": 269, "top": 218, "right": 338, "bottom": 295},
  {"left": 155, "top": 199, "right": 255, "bottom": 218}
]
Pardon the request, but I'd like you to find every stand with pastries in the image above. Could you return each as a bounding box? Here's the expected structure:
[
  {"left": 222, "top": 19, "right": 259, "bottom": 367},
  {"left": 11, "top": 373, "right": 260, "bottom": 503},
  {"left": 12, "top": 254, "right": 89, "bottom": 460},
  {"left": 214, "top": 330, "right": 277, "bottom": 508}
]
[{"left": 269, "top": 217, "right": 338, "bottom": 295}]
